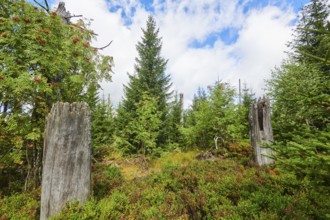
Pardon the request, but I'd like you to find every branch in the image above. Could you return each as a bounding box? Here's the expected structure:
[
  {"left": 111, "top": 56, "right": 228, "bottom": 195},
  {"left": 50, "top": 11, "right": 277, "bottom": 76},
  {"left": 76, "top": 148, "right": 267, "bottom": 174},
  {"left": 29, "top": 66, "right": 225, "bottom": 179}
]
[
  {"left": 214, "top": 136, "right": 219, "bottom": 149},
  {"left": 65, "top": 15, "right": 83, "bottom": 19},
  {"left": 0, "top": 146, "right": 15, "bottom": 162},
  {"left": 33, "top": 0, "right": 48, "bottom": 12},
  {"left": 299, "top": 51, "right": 330, "bottom": 65},
  {"left": 298, "top": 27, "right": 329, "bottom": 34},
  {"left": 44, "top": 0, "right": 50, "bottom": 12},
  {"left": 94, "top": 40, "right": 113, "bottom": 50}
]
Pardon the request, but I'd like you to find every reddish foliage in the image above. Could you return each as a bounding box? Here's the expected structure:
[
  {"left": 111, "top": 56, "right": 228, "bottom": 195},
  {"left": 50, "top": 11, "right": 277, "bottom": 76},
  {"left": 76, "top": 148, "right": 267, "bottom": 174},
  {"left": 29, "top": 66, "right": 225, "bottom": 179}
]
[
  {"left": 72, "top": 37, "right": 80, "bottom": 44},
  {"left": 39, "top": 38, "right": 46, "bottom": 45},
  {"left": 82, "top": 42, "right": 90, "bottom": 48},
  {"left": 51, "top": 82, "right": 59, "bottom": 87},
  {"left": 24, "top": 18, "right": 31, "bottom": 23},
  {"left": 33, "top": 77, "right": 42, "bottom": 83},
  {"left": 0, "top": 76, "right": 4, "bottom": 80},
  {"left": 12, "top": 16, "right": 20, "bottom": 21},
  {"left": 72, "top": 51, "right": 79, "bottom": 56},
  {"left": 1, "top": 33, "right": 7, "bottom": 38}
]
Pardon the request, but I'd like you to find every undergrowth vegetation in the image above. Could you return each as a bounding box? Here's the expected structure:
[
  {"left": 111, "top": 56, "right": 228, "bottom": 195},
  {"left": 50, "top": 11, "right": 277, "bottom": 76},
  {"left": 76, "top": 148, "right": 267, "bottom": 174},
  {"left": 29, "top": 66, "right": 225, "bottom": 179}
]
[
  {"left": 1, "top": 146, "right": 329, "bottom": 219},
  {"left": 1, "top": 1, "right": 329, "bottom": 219}
]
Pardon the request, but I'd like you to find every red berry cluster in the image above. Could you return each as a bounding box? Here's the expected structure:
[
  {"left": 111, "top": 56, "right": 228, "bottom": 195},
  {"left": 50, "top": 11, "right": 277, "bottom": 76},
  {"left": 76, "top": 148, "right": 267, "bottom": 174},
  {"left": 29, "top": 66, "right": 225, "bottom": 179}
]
[
  {"left": 51, "top": 82, "right": 59, "bottom": 87},
  {"left": 72, "top": 51, "right": 79, "bottom": 57},
  {"left": 72, "top": 37, "right": 80, "bottom": 44},
  {"left": 82, "top": 42, "right": 90, "bottom": 48},
  {"left": 24, "top": 18, "right": 31, "bottom": 23},
  {"left": 12, "top": 16, "right": 20, "bottom": 21},
  {"left": 33, "top": 77, "right": 42, "bottom": 83},
  {"left": 39, "top": 38, "right": 46, "bottom": 45}
]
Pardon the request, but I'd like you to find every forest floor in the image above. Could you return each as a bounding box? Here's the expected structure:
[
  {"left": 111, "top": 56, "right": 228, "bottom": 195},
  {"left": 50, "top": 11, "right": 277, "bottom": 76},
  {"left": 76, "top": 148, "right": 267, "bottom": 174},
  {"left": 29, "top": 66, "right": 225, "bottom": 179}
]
[{"left": 0, "top": 144, "right": 329, "bottom": 219}]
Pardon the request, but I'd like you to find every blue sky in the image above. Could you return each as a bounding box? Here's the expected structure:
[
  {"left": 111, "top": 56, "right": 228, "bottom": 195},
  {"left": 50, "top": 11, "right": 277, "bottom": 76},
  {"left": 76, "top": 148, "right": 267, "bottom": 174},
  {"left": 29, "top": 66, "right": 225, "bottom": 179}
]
[
  {"left": 37, "top": 0, "right": 309, "bottom": 47},
  {"left": 31, "top": 0, "right": 312, "bottom": 106},
  {"left": 105, "top": 0, "right": 309, "bottom": 46}
]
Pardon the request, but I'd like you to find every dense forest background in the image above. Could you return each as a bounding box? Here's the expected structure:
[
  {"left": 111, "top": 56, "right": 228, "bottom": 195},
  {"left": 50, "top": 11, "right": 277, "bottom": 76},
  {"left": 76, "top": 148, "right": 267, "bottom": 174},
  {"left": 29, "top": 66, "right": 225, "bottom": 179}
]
[{"left": 0, "top": 0, "right": 329, "bottom": 219}]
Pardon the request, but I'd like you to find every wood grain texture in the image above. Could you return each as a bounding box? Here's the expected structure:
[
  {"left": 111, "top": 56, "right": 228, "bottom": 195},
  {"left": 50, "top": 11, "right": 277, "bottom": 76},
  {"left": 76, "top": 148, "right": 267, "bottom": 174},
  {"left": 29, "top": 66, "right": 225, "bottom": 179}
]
[
  {"left": 40, "top": 102, "right": 91, "bottom": 220},
  {"left": 249, "top": 97, "right": 275, "bottom": 166}
]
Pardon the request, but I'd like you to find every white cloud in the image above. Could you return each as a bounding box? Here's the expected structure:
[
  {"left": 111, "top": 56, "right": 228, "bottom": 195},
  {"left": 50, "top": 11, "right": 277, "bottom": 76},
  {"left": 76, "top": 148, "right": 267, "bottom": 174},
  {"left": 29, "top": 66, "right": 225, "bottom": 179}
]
[
  {"left": 52, "top": 0, "right": 298, "bottom": 108},
  {"left": 225, "top": 5, "right": 295, "bottom": 95}
]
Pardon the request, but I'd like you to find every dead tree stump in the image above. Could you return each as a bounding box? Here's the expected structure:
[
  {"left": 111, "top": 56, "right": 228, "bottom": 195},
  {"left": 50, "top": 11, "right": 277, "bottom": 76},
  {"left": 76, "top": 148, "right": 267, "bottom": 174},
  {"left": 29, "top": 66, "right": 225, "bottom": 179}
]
[
  {"left": 40, "top": 102, "right": 91, "bottom": 220},
  {"left": 249, "top": 96, "right": 275, "bottom": 166}
]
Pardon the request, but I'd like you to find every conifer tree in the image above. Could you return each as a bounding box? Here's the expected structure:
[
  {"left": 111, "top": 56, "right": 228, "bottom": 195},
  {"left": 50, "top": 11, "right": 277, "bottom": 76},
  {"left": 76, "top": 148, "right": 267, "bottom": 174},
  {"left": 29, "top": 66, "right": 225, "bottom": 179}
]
[
  {"left": 166, "top": 92, "right": 184, "bottom": 146},
  {"left": 290, "top": 0, "right": 329, "bottom": 65},
  {"left": 182, "top": 82, "right": 242, "bottom": 148},
  {"left": 237, "top": 84, "right": 255, "bottom": 139},
  {"left": 115, "top": 16, "right": 172, "bottom": 153},
  {"left": 267, "top": 0, "right": 330, "bottom": 190},
  {"left": 92, "top": 95, "right": 115, "bottom": 146}
]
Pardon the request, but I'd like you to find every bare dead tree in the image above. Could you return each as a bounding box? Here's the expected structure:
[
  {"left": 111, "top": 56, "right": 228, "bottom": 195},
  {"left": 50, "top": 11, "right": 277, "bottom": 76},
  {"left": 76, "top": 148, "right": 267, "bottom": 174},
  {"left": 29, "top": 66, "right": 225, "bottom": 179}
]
[
  {"left": 249, "top": 96, "right": 275, "bottom": 166},
  {"left": 40, "top": 102, "right": 92, "bottom": 220}
]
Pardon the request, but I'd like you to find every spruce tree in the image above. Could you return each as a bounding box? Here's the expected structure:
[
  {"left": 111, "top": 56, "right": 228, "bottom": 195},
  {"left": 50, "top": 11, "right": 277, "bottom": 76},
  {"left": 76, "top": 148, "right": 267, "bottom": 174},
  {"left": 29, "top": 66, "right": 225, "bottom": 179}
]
[
  {"left": 267, "top": 0, "right": 330, "bottom": 190},
  {"left": 290, "top": 0, "right": 329, "bottom": 65},
  {"left": 116, "top": 16, "right": 172, "bottom": 153},
  {"left": 92, "top": 95, "right": 115, "bottom": 147},
  {"left": 182, "top": 82, "right": 241, "bottom": 149},
  {"left": 167, "top": 92, "right": 184, "bottom": 146}
]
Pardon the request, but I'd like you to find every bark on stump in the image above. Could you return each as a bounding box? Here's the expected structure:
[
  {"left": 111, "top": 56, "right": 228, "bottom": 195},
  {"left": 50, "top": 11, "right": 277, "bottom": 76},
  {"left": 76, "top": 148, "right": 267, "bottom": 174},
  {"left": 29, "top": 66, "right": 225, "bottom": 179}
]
[
  {"left": 40, "top": 102, "right": 91, "bottom": 220},
  {"left": 249, "top": 96, "right": 275, "bottom": 166}
]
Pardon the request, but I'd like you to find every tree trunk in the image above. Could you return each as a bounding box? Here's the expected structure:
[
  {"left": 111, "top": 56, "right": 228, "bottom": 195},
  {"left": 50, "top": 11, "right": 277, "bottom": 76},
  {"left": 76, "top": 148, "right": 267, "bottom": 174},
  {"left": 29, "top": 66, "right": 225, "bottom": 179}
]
[
  {"left": 40, "top": 102, "right": 91, "bottom": 220},
  {"left": 249, "top": 96, "right": 275, "bottom": 166}
]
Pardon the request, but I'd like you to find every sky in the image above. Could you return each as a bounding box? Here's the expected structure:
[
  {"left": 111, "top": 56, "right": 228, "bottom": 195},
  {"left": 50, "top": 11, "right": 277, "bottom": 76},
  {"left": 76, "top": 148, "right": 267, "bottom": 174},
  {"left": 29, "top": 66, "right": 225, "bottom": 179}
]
[{"left": 45, "top": 0, "right": 310, "bottom": 108}]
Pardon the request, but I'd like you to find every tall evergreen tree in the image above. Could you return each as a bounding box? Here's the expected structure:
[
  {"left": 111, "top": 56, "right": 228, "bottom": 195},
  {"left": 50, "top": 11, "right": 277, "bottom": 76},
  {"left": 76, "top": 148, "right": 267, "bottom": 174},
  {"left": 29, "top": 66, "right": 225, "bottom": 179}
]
[
  {"left": 290, "top": 0, "right": 329, "bottom": 65},
  {"left": 115, "top": 16, "right": 172, "bottom": 153},
  {"left": 267, "top": 0, "right": 330, "bottom": 190}
]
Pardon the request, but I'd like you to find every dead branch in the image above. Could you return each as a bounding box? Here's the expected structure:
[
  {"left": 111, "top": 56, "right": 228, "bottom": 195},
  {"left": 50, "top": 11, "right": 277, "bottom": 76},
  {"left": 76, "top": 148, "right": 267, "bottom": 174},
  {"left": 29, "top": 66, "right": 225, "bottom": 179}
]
[
  {"left": 44, "top": 0, "right": 50, "bottom": 12},
  {"left": 65, "top": 15, "right": 83, "bottom": 19},
  {"left": 94, "top": 41, "right": 113, "bottom": 50},
  {"left": 33, "top": 0, "right": 49, "bottom": 12}
]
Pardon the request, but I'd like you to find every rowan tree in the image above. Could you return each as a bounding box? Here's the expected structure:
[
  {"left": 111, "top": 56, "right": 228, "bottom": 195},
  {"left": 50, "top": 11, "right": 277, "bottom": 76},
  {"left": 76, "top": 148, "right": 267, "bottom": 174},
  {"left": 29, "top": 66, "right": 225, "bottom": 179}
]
[{"left": 0, "top": 0, "right": 113, "bottom": 190}]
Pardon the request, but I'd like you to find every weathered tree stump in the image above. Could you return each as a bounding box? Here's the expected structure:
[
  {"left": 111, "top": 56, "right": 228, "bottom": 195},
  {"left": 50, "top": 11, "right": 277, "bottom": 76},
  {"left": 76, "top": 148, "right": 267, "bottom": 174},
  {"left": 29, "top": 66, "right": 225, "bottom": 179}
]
[
  {"left": 249, "top": 96, "right": 275, "bottom": 166},
  {"left": 40, "top": 102, "right": 91, "bottom": 220}
]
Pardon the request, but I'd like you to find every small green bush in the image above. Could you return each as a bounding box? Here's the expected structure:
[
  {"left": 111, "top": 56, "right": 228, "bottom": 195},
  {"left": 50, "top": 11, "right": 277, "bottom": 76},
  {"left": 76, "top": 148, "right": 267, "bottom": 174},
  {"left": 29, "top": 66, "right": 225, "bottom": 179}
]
[
  {"left": 103, "top": 165, "right": 122, "bottom": 180},
  {"left": 0, "top": 191, "right": 40, "bottom": 219}
]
